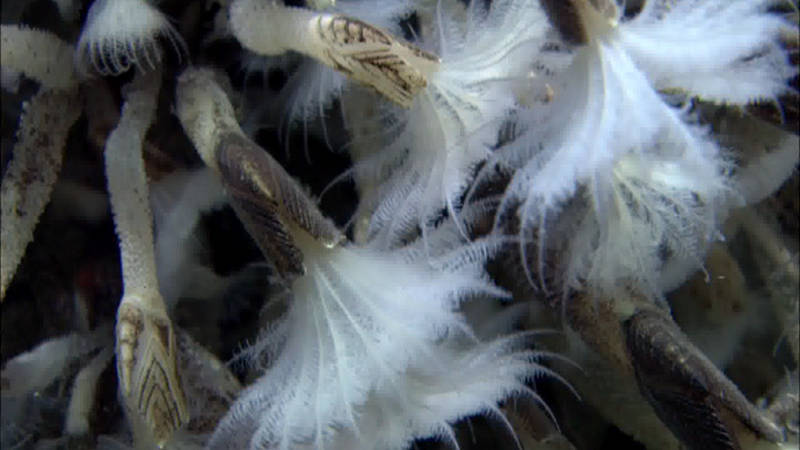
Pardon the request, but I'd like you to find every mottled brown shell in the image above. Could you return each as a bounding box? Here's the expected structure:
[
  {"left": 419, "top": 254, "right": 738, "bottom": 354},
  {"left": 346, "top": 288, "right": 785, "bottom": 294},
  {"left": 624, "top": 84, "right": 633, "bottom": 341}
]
[
  {"left": 215, "top": 132, "right": 344, "bottom": 279},
  {"left": 315, "top": 14, "right": 440, "bottom": 108}
]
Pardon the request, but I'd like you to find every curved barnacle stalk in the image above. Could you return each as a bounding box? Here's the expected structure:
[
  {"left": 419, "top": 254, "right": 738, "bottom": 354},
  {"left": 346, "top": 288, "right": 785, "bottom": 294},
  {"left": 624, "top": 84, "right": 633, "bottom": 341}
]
[
  {"left": 175, "top": 67, "right": 343, "bottom": 279},
  {"left": 0, "top": 91, "right": 81, "bottom": 300},
  {"left": 104, "top": 71, "right": 188, "bottom": 447},
  {"left": 0, "top": 26, "right": 82, "bottom": 301},
  {"left": 64, "top": 345, "right": 115, "bottom": 437},
  {"left": 229, "top": 0, "right": 440, "bottom": 108},
  {"left": 0, "top": 25, "right": 80, "bottom": 90}
]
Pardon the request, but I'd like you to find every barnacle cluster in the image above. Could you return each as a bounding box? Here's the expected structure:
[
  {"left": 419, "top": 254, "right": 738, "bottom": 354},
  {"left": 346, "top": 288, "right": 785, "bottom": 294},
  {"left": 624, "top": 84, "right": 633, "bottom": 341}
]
[{"left": 1, "top": 0, "right": 798, "bottom": 449}]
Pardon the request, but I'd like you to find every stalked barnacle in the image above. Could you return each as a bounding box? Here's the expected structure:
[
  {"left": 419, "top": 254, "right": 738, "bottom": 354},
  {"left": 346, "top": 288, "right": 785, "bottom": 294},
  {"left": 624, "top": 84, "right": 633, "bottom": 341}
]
[
  {"left": 176, "top": 67, "right": 541, "bottom": 450},
  {"left": 175, "top": 67, "right": 344, "bottom": 279}
]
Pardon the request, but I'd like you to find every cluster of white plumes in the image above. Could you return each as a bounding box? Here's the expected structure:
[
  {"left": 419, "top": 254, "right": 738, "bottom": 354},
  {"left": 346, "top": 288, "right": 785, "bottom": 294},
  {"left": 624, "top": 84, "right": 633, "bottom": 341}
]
[
  {"left": 206, "top": 0, "right": 795, "bottom": 448},
  {"left": 2, "top": 0, "right": 795, "bottom": 449}
]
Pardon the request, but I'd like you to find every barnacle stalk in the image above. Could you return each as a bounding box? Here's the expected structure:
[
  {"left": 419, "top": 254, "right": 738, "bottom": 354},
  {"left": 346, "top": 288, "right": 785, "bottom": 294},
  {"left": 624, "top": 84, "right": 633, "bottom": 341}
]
[
  {"left": 1, "top": 89, "right": 81, "bottom": 300},
  {"left": 104, "top": 72, "right": 188, "bottom": 446},
  {"left": 0, "top": 26, "right": 82, "bottom": 301},
  {"left": 0, "top": 25, "right": 79, "bottom": 90},
  {"left": 64, "top": 346, "right": 115, "bottom": 436}
]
